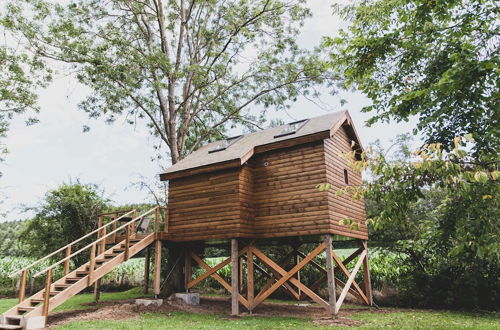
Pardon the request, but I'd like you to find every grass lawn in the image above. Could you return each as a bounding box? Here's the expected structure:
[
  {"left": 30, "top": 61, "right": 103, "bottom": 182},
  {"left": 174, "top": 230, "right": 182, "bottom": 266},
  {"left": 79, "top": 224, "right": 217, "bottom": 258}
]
[{"left": 1, "top": 289, "right": 498, "bottom": 329}]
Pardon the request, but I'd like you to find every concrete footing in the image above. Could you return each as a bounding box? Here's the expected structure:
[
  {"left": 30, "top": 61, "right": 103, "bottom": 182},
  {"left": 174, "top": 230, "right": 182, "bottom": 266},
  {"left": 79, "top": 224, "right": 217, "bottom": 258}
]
[
  {"left": 175, "top": 292, "right": 200, "bottom": 305},
  {"left": 135, "top": 299, "right": 163, "bottom": 307}
]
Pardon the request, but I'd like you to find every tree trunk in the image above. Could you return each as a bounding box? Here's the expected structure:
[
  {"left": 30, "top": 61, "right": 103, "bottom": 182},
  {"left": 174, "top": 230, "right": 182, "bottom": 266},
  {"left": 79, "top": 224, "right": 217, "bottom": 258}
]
[{"left": 160, "top": 242, "right": 185, "bottom": 297}]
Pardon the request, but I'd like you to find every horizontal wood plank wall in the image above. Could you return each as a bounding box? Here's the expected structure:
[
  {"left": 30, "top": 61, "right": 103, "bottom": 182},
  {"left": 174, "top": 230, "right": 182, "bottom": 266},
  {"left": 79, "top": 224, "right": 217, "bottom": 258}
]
[
  {"left": 168, "top": 169, "right": 245, "bottom": 241},
  {"left": 250, "top": 141, "right": 330, "bottom": 238},
  {"left": 325, "top": 126, "right": 368, "bottom": 239},
  {"left": 239, "top": 165, "right": 254, "bottom": 236}
]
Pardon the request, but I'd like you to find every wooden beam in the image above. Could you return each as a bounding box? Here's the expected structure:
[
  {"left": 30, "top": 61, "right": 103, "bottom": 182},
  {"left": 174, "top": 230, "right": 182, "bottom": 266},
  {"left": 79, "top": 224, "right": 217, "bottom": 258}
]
[
  {"left": 184, "top": 248, "right": 192, "bottom": 292},
  {"left": 324, "top": 235, "right": 337, "bottom": 317},
  {"left": 239, "top": 257, "right": 244, "bottom": 294},
  {"left": 124, "top": 224, "right": 131, "bottom": 261},
  {"left": 144, "top": 246, "right": 151, "bottom": 294},
  {"left": 153, "top": 240, "right": 162, "bottom": 296},
  {"left": 18, "top": 269, "right": 27, "bottom": 303},
  {"left": 231, "top": 239, "right": 239, "bottom": 316},
  {"left": 331, "top": 249, "right": 369, "bottom": 305},
  {"left": 93, "top": 279, "right": 101, "bottom": 302},
  {"left": 335, "top": 249, "right": 367, "bottom": 313},
  {"left": 43, "top": 268, "right": 52, "bottom": 317},
  {"left": 247, "top": 245, "right": 254, "bottom": 310},
  {"left": 189, "top": 253, "right": 249, "bottom": 308},
  {"left": 88, "top": 244, "right": 96, "bottom": 286},
  {"left": 361, "top": 240, "right": 373, "bottom": 306},
  {"left": 252, "top": 243, "right": 329, "bottom": 309},
  {"left": 64, "top": 245, "right": 71, "bottom": 275}
]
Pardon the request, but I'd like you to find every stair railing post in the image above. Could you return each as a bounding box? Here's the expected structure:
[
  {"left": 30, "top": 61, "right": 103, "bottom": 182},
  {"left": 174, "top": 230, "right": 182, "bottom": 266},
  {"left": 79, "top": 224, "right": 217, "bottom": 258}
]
[
  {"left": 154, "top": 207, "right": 159, "bottom": 233},
  {"left": 43, "top": 268, "right": 52, "bottom": 317},
  {"left": 112, "top": 217, "right": 117, "bottom": 243},
  {"left": 124, "top": 224, "right": 131, "bottom": 261},
  {"left": 18, "top": 269, "right": 28, "bottom": 303},
  {"left": 64, "top": 245, "right": 71, "bottom": 276},
  {"left": 88, "top": 244, "right": 96, "bottom": 286}
]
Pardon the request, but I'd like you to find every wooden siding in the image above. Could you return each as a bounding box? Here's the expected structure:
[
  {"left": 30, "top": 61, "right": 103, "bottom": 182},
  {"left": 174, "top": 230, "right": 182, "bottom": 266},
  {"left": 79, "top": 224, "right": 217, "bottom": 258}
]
[
  {"left": 250, "top": 141, "right": 330, "bottom": 238},
  {"left": 324, "top": 126, "right": 368, "bottom": 240},
  {"left": 167, "top": 169, "right": 245, "bottom": 241}
]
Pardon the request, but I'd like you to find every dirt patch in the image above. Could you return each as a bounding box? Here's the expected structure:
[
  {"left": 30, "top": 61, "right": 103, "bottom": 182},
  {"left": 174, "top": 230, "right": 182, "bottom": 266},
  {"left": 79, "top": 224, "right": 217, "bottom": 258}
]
[{"left": 47, "top": 296, "right": 379, "bottom": 328}]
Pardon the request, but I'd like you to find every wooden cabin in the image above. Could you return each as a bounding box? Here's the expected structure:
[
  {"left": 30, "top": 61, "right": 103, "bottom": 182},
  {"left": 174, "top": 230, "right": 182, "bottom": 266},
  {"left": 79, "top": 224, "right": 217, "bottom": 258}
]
[{"left": 160, "top": 111, "right": 366, "bottom": 242}]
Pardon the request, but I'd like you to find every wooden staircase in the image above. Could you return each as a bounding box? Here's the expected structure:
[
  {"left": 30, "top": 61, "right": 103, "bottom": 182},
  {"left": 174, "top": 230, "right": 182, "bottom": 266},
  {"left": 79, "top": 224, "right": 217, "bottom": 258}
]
[{"left": 0, "top": 207, "right": 162, "bottom": 329}]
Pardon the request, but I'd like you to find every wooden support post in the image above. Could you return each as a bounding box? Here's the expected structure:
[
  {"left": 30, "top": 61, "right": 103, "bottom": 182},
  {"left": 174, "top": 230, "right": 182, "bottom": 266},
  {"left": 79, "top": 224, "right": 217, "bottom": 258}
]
[
  {"left": 325, "top": 235, "right": 337, "bottom": 317},
  {"left": 247, "top": 244, "right": 254, "bottom": 311},
  {"left": 88, "top": 244, "right": 96, "bottom": 286},
  {"left": 64, "top": 245, "right": 71, "bottom": 275},
  {"left": 144, "top": 246, "right": 151, "bottom": 294},
  {"left": 124, "top": 224, "right": 131, "bottom": 261},
  {"left": 184, "top": 248, "right": 191, "bottom": 292},
  {"left": 153, "top": 240, "right": 162, "bottom": 296},
  {"left": 231, "top": 239, "right": 239, "bottom": 316},
  {"left": 112, "top": 217, "right": 117, "bottom": 242},
  {"left": 296, "top": 251, "right": 302, "bottom": 300},
  {"left": 43, "top": 268, "right": 52, "bottom": 317},
  {"left": 239, "top": 257, "right": 244, "bottom": 294},
  {"left": 361, "top": 240, "right": 373, "bottom": 306},
  {"left": 18, "top": 269, "right": 27, "bottom": 303},
  {"left": 154, "top": 207, "right": 160, "bottom": 233}
]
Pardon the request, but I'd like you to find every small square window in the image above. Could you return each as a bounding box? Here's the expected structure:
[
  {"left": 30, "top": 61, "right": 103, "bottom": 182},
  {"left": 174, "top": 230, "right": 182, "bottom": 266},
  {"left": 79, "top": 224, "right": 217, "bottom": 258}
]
[
  {"left": 208, "top": 135, "right": 243, "bottom": 153},
  {"left": 274, "top": 119, "right": 309, "bottom": 138}
]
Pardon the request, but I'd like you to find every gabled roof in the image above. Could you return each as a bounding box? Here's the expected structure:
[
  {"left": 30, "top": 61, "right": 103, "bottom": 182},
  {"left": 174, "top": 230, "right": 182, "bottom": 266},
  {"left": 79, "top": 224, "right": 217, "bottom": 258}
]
[{"left": 160, "top": 111, "right": 362, "bottom": 180}]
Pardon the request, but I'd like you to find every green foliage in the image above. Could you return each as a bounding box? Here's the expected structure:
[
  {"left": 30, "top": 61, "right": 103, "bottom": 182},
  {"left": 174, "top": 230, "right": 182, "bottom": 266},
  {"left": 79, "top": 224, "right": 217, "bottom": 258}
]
[
  {"left": 0, "top": 220, "right": 27, "bottom": 257},
  {"left": 20, "top": 181, "right": 109, "bottom": 266},
  {"left": 333, "top": 136, "right": 499, "bottom": 309},
  {"left": 5, "top": 0, "right": 334, "bottom": 164},
  {"left": 0, "top": 16, "right": 51, "bottom": 167},
  {"left": 325, "top": 0, "right": 499, "bottom": 157}
]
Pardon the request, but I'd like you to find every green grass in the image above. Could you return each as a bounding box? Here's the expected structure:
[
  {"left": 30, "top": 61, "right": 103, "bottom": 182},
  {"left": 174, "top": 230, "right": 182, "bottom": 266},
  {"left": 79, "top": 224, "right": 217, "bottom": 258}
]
[
  {"left": 1, "top": 289, "right": 499, "bottom": 329},
  {"left": 54, "top": 310, "right": 500, "bottom": 330},
  {"left": 0, "top": 287, "right": 151, "bottom": 314}
]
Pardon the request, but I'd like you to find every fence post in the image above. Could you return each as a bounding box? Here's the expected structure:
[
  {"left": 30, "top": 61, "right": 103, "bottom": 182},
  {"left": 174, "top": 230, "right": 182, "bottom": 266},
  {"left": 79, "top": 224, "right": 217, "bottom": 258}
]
[
  {"left": 124, "top": 224, "right": 131, "bottom": 261},
  {"left": 43, "top": 268, "right": 52, "bottom": 317},
  {"left": 64, "top": 245, "right": 71, "bottom": 276},
  {"left": 88, "top": 244, "right": 96, "bottom": 286},
  {"left": 18, "top": 269, "right": 28, "bottom": 303}
]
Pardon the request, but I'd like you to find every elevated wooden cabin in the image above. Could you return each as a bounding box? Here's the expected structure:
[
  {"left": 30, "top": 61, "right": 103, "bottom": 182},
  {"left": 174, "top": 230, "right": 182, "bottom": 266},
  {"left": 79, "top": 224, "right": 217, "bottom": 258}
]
[{"left": 160, "top": 111, "right": 366, "bottom": 242}]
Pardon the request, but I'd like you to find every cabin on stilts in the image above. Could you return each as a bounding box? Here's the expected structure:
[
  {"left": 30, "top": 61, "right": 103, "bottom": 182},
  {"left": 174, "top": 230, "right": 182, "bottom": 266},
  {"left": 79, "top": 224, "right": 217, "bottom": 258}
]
[
  {"left": 2, "top": 111, "right": 371, "bottom": 329},
  {"left": 159, "top": 110, "right": 372, "bottom": 316}
]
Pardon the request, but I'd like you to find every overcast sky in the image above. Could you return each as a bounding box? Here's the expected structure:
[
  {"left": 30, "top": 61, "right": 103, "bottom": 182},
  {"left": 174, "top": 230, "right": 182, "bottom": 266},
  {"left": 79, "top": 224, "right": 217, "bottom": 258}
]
[{"left": 0, "top": 1, "right": 419, "bottom": 222}]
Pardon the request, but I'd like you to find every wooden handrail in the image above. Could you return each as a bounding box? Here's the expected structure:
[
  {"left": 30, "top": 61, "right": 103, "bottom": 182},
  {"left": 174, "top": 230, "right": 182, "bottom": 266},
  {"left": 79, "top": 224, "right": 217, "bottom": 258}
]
[
  {"left": 32, "top": 207, "right": 158, "bottom": 278},
  {"left": 9, "top": 209, "right": 136, "bottom": 278},
  {"left": 97, "top": 209, "right": 134, "bottom": 216}
]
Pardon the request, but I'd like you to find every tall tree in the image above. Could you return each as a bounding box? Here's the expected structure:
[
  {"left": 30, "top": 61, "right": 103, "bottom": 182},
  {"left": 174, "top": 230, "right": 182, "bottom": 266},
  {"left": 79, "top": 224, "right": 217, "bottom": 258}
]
[
  {"left": 21, "top": 181, "right": 109, "bottom": 266},
  {"left": 325, "top": 0, "right": 499, "bottom": 157},
  {"left": 0, "top": 16, "right": 51, "bottom": 165},
  {"left": 5, "top": 0, "right": 333, "bottom": 164}
]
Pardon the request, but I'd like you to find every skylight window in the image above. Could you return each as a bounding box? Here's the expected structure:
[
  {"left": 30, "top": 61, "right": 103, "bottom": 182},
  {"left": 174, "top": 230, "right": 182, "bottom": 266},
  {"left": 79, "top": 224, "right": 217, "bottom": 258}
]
[
  {"left": 274, "top": 119, "right": 309, "bottom": 138},
  {"left": 208, "top": 135, "right": 243, "bottom": 153}
]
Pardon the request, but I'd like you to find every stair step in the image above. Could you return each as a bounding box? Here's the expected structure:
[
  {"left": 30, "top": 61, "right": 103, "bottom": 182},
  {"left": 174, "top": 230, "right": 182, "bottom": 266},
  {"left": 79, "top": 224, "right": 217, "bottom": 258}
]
[
  {"left": 0, "top": 324, "right": 23, "bottom": 329},
  {"left": 2, "top": 316, "right": 22, "bottom": 326},
  {"left": 30, "top": 299, "right": 43, "bottom": 305},
  {"left": 17, "top": 306, "right": 35, "bottom": 313},
  {"left": 54, "top": 284, "right": 71, "bottom": 290},
  {"left": 96, "top": 259, "right": 107, "bottom": 263},
  {"left": 65, "top": 277, "right": 80, "bottom": 283},
  {"left": 76, "top": 271, "right": 89, "bottom": 277}
]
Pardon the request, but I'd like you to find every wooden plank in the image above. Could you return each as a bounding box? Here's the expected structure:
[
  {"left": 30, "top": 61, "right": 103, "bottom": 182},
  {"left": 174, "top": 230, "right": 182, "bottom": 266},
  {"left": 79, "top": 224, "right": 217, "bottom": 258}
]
[
  {"left": 361, "top": 240, "right": 373, "bottom": 306},
  {"left": 331, "top": 249, "right": 369, "bottom": 305},
  {"left": 88, "top": 244, "right": 96, "bottom": 286},
  {"left": 144, "top": 246, "right": 150, "bottom": 294},
  {"left": 42, "top": 268, "right": 51, "bottom": 317},
  {"left": 335, "top": 250, "right": 367, "bottom": 313},
  {"left": 64, "top": 246, "right": 71, "bottom": 276},
  {"left": 252, "top": 244, "right": 328, "bottom": 308},
  {"left": 231, "top": 239, "right": 239, "bottom": 315},
  {"left": 18, "top": 269, "right": 27, "bottom": 303},
  {"left": 185, "top": 248, "right": 192, "bottom": 291},
  {"left": 190, "top": 252, "right": 249, "bottom": 308},
  {"left": 153, "top": 240, "right": 162, "bottom": 296},
  {"left": 324, "top": 235, "right": 337, "bottom": 316},
  {"left": 124, "top": 225, "right": 130, "bottom": 261},
  {"left": 247, "top": 245, "right": 254, "bottom": 309}
]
